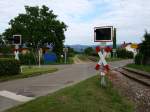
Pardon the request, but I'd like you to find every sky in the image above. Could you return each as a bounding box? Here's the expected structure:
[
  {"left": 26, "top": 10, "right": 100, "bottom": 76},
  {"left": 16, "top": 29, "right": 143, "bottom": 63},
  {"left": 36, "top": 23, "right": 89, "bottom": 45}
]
[{"left": 0, "top": 0, "right": 150, "bottom": 45}]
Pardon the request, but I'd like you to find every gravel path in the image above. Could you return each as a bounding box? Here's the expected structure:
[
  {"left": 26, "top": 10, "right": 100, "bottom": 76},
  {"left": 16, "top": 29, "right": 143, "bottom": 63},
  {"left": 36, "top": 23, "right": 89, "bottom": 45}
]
[{"left": 109, "top": 71, "right": 150, "bottom": 112}]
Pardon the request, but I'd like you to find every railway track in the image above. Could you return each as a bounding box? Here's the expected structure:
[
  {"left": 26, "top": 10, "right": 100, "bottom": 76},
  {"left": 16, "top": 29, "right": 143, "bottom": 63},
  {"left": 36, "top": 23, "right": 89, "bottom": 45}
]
[{"left": 115, "top": 67, "right": 150, "bottom": 86}]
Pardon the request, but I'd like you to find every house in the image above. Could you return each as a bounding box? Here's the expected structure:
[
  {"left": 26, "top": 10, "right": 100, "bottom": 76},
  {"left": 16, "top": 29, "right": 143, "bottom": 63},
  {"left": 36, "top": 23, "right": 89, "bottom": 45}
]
[{"left": 121, "top": 42, "right": 139, "bottom": 56}]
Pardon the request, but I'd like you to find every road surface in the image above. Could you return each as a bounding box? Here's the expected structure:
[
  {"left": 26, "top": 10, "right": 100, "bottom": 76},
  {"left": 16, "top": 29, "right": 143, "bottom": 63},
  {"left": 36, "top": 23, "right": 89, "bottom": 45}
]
[{"left": 0, "top": 59, "right": 132, "bottom": 112}]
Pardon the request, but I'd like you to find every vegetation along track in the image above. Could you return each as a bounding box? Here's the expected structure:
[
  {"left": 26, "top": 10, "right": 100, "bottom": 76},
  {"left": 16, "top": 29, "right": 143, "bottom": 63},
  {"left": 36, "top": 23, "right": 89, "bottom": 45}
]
[{"left": 115, "top": 67, "right": 150, "bottom": 87}]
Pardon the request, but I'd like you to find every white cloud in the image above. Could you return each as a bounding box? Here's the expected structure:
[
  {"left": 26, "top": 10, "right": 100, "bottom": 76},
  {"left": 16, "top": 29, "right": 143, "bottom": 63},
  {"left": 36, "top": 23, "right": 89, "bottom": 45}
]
[
  {"left": 70, "top": 0, "right": 150, "bottom": 44},
  {"left": 0, "top": 0, "right": 150, "bottom": 45}
]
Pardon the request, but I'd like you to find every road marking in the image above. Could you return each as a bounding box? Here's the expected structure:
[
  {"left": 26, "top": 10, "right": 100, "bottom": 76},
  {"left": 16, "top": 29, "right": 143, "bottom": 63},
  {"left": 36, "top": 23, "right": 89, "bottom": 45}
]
[{"left": 0, "top": 90, "right": 34, "bottom": 102}]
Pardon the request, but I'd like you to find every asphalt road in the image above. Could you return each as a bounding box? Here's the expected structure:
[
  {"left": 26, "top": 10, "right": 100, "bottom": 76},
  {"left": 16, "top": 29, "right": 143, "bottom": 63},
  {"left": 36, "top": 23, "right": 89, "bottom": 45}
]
[{"left": 0, "top": 59, "right": 133, "bottom": 112}]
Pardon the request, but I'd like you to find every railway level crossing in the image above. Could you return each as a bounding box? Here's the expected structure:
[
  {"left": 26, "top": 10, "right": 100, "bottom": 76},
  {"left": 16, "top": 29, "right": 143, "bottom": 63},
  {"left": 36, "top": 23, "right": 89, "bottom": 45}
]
[{"left": 94, "top": 26, "right": 116, "bottom": 87}]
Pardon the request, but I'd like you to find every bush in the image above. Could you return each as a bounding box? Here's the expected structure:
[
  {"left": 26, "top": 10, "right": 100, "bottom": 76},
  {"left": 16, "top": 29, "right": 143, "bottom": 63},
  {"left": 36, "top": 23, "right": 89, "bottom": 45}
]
[
  {"left": 67, "top": 47, "right": 75, "bottom": 57},
  {"left": 0, "top": 45, "right": 14, "bottom": 58},
  {"left": 134, "top": 53, "right": 143, "bottom": 65},
  {"left": 116, "top": 49, "right": 126, "bottom": 58},
  {"left": 19, "top": 52, "right": 38, "bottom": 65},
  {"left": 0, "top": 45, "right": 13, "bottom": 55},
  {"left": 139, "top": 31, "right": 150, "bottom": 65},
  {"left": 0, "top": 58, "right": 20, "bottom": 75},
  {"left": 84, "top": 47, "right": 95, "bottom": 56},
  {"left": 126, "top": 51, "right": 134, "bottom": 58},
  {"left": 116, "top": 49, "right": 133, "bottom": 59}
]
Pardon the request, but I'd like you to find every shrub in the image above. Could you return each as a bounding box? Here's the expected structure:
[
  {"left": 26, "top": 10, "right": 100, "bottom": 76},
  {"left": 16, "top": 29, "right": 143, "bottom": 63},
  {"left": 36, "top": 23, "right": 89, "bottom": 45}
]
[
  {"left": 84, "top": 47, "right": 94, "bottom": 55},
  {"left": 126, "top": 51, "right": 134, "bottom": 58},
  {"left": 67, "top": 47, "right": 75, "bottom": 57},
  {"left": 134, "top": 53, "right": 143, "bottom": 65},
  {"left": 0, "top": 45, "right": 13, "bottom": 55},
  {"left": 139, "top": 31, "right": 150, "bottom": 65},
  {"left": 0, "top": 58, "right": 20, "bottom": 75},
  {"left": 116, "top": 49, "right": 127, "bottom": 58},
  {"left": 116, "top": 48, "right": 133, "bottom": 59},
  {"left": 19, "top": 52, "right": 38, "bottom": 65}
]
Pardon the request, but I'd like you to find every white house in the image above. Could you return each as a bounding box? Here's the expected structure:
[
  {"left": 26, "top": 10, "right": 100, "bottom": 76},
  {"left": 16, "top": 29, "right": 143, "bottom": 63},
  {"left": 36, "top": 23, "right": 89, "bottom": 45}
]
[{"left": 121, "top": 42, "right": 138, "bottom": 57}]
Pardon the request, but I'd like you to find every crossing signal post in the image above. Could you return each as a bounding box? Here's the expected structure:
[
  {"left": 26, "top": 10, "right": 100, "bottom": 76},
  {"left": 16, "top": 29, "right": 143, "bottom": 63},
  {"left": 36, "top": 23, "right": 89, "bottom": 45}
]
[
  {"left": 13, "top": 35, "right": 21, "bottom": 45},
  {"left": 94, "top": 26, "right": 114, "bottom": 87},
  {"left": 63, "top": 47, "right": 68, "bottom": 64},
  {"left": 113, "top": 28, "right": 117, "bottom": 58},
  {"left": 13, "top": 35, "right": 21, "bottom": 61}
]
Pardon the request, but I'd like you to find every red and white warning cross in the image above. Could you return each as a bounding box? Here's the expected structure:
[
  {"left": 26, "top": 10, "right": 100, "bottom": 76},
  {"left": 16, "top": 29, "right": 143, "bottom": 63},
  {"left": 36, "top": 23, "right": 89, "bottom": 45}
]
[{"left": 95, "top": 46, "right": 111, "bottom": 73}]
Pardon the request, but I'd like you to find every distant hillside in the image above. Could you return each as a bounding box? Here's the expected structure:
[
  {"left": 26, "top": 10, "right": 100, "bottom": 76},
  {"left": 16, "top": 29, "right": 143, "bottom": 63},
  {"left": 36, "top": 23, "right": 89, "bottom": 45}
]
[
  {"left": 66, "top": 44, "right": 121, "bottom": 52},
  {"left": 65, "top": 45, "right": 90, "bottom": 52}
]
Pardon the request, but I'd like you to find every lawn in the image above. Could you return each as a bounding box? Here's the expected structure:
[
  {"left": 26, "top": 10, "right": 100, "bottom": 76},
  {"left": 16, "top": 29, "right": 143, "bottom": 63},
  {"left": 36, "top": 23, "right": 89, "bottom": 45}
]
[
  {"left": 77, "top": 55, "right": 91, "bottom": 61},
  {"left": 126, "top": 64, "right": 150, "bottom": 73},
  {"left": 0, "top": 66, "right": 58, "bottom": 82},
  {"left": 5, "top": 75, "right": 134, "bottom": 112}
]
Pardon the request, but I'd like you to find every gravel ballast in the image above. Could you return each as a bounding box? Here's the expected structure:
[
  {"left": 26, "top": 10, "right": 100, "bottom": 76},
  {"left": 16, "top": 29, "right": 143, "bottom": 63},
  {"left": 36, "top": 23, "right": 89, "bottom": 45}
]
[{"left": 109, "top": 71, "right": 150, "bottom": 112}]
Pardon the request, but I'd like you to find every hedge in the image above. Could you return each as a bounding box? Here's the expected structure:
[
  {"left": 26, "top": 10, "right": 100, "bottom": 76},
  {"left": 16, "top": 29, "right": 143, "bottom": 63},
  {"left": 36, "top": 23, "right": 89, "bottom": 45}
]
[
  {"left": 19, "top": 52, "right": 38, "bottom": 65},
  {"left": 134, "top": 53, "right": 143, "bottom": 65},
  {"left": 116, "top": 49, "right": 133, "bottom": 59},
  {"left": 0, "top": 58, "right": 20, "bottom": 75}
]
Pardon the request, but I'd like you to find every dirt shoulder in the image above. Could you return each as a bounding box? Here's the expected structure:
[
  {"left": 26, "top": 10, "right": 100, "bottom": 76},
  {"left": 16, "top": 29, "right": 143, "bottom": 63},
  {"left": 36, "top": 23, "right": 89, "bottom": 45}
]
[{"left": 73, "top": 55, "right": 92, "bottom": 64}]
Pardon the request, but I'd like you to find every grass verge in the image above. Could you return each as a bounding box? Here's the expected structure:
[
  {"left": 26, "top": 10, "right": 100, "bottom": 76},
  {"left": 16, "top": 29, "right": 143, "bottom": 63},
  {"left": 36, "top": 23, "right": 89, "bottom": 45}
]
[
  {"left": 0, "top": 66, "right": 58, "bottom": 82},
  {"left": 5, "top": 75, "right": 134, "bottom": 112},
  {"left": 77, "top": 55, "right": 90, "bottom": 61},
  {"left": 126, "top": 64, "right": 150, "bottom": 73}
]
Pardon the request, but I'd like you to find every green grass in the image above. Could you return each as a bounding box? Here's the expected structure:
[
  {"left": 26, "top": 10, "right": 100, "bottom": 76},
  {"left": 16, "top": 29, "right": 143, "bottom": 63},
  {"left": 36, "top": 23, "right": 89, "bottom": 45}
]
[
  {"left": 126, "top": 64, "right": 150, "bottom": 73},
  {"left": 67, "top": 57, "right": 74, "bottom": 64},
  {"left": 5, "top": 76, "right": 134, "bottom": 112},
  {"left": 0, "top": 66, "right": 58, "bottom": 82},
  {"left": 77, "top": 55, "right": 90, "bottom": 61}
]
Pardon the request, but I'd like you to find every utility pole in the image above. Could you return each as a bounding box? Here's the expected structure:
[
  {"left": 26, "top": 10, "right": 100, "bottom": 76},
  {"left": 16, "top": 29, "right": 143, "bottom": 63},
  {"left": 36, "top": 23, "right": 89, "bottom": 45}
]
[
  {"left": 38, "top": 49, "right": 41, "bottom": 68},
  {"left": 63, "top": 47, "right": 68, "bottom": 64},
  {"left": 113, "top": 28, "right": 117, "bottom": 58}
]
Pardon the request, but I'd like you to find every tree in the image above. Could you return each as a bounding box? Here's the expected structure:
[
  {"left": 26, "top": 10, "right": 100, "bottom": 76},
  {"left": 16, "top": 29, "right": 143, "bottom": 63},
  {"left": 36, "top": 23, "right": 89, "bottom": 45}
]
[
  {"left": 67, "top": 47, "right": 75, "bottom": 57},
  {"left": 139, "top": 31, "right": 150, "bottom": 64},
  {"left": 116, "top": 48, "right": 133, "bottom": 59},
  {"left": 0, "top": 35, "right": 3, "bottom": 46},
  {"left": 3, "top": 5, "right": 67, "bottom": 56},
  {"left": 84, "top": 47, "right": 94, "bottom": 55}
]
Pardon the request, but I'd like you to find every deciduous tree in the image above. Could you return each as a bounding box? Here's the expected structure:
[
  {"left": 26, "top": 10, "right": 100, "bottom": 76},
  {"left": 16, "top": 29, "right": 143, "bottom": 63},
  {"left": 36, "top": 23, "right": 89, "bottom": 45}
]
[{"left": 3, "top": 5, "right": 67, "bottom": 56}]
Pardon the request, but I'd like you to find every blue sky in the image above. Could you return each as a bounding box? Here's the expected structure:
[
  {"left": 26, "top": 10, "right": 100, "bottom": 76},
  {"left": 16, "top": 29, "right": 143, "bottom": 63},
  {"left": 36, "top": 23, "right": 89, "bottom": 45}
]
[{"left": 0, "top": 0, "right": 150, "bottom": 45}]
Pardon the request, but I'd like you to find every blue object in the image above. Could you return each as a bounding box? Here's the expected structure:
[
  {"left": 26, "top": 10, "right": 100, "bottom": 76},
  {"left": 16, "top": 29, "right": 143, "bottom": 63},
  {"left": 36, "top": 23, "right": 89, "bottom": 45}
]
[{"left": 43, "top": 52, "right": 57, "bottom": 63}]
